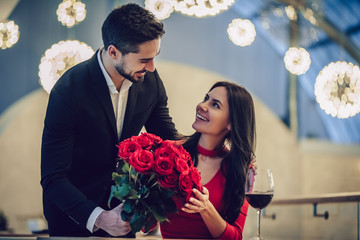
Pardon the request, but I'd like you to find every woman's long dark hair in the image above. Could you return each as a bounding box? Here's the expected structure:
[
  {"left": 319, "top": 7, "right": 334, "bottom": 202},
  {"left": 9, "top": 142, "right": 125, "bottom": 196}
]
[{"left": 183, "top": 81, "right": 256, "bottom": 224}]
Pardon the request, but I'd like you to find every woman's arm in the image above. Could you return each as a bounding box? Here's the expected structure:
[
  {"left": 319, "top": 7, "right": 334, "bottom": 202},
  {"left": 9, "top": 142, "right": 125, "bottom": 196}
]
[
  {"left": 218, "top": 200, "right": 249, "bottom": 239},
  {"left": 182, "top": 187, "right": 226, "bottom": 238},
  {"left": 182, "top": 187, "right": 249, "bottom": 239}
]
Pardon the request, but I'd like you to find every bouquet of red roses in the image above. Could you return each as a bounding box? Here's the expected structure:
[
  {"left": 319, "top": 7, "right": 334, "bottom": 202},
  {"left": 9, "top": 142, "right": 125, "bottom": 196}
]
[{"left": 108, "top": 132, "right": 202, "bottom": 233}]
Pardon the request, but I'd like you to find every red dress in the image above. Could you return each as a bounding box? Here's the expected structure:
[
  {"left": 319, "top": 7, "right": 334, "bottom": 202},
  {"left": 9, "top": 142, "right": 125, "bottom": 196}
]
[{"left": 160, "top": 169, "right": 249, "bottom": 239}]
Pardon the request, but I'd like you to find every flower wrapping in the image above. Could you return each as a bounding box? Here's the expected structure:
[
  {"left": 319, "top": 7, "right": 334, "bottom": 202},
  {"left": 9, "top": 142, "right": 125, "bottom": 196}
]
[{"left": 108, "top": 133, "right": 202, "bottom": 233}]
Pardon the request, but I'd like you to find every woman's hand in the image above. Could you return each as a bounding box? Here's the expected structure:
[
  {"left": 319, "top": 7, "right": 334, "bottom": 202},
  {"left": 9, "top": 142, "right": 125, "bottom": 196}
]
[{"left": 182, "top": 187, "right": 212, "bottom": 214}]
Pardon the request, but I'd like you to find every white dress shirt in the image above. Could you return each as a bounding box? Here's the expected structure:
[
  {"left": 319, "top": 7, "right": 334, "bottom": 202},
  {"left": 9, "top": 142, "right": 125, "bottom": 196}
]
[{"left": 86, "top": 49, "right": 132, "bottom": 233}]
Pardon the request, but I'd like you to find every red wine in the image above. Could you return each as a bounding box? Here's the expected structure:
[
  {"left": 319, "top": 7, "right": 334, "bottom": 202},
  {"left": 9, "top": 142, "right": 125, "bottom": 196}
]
[{"left": 245, "top": 193, "right": 273, "bottom": 209}]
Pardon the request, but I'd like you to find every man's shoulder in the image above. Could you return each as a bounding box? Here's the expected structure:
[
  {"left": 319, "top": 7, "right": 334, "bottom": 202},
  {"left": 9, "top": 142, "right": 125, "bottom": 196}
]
[
  {"left": 141, "top": 69, "right": 163, "bottom": 89},
  {"left": 62, "top": 56, "right": 96, "bottom": 79},
  {"left": 144, "top": 69, "right": 160, "bottom": 81},
  {"left": 53, "top": 56, "right": 98, "bottom": 90}
]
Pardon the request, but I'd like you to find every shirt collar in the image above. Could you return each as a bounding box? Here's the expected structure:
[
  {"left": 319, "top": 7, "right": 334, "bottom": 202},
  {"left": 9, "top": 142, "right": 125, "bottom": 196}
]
[{"left": 97, "top": 48, "right": 132, "bottom": 94}]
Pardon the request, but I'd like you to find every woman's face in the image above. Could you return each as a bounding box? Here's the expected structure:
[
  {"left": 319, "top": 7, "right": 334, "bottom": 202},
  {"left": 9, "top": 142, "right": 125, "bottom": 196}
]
[{"left": 192, "top": 86, "right": 231, "bottom": 139}]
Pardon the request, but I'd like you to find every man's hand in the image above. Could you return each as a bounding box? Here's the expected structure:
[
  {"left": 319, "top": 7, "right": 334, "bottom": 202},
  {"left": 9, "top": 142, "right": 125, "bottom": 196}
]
[{"left": 94, "top": 203, "right": 131, "bottom": 236}]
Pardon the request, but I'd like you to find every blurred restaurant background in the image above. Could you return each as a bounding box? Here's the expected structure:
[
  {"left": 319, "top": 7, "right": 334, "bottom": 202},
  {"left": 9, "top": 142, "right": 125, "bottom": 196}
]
[{"left": 0, "top": 0, "right": 359, "bottom": 239}]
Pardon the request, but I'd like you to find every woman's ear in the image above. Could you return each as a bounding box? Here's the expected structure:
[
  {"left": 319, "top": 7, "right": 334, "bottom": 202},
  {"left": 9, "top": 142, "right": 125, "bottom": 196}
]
[{"left": 227, "top": 124, "right": 231, "bottom": 131}]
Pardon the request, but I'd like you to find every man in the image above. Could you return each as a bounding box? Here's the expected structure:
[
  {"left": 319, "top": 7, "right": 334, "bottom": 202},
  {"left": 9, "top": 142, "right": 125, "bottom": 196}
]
[{"left": 41, "top": 3, "right": 178, "bottom": 237}]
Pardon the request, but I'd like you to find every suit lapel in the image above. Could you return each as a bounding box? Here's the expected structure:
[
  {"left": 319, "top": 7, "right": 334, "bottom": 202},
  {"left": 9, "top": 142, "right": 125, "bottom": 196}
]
[
  {"left": 88, "top": 51, "right": 117, "bottom": 140},
  {"left": 120, "top": 83, "right": 139, "bottom": 141}
]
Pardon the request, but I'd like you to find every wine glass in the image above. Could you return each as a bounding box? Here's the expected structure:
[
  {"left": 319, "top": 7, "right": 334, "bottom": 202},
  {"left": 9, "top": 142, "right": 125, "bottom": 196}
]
[{"left": 245, "top": 167, "right": 274, "bottom": 240}]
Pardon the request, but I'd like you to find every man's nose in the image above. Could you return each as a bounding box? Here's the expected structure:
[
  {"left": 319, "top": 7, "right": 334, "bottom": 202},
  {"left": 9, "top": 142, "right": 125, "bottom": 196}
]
[{"left": 145, "top": 59, "right": 155, "bottom": 72}]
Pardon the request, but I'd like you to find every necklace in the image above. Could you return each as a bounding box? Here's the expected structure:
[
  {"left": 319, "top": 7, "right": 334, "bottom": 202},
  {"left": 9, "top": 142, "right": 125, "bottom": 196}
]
[{"left": 197, "top": 144, "right": 226, "bottom": 157}]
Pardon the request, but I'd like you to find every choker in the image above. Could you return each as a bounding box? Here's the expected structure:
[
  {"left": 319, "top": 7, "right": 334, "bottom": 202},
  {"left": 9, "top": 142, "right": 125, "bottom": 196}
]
[{"left": 197, "top": 144, "right": 225, "bottom": 157}]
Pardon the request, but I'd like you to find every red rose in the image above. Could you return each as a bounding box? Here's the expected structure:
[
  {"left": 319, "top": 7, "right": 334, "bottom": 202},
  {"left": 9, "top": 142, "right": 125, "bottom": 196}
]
[
  {"left": 185, "top": 154, "right": 194, "bottom": 167},
  {"left": 141, "top": 132, "right": 163, "bottom": 145},
  {"left": 118, "top": 139, "right": 141, "bottom": 161},
  {"left": 189, "top": 166, "right": 202, "bottom": 190},
  {"left": 158, "top": 172, "right": 178, "bottom": 189},
  {"left": 128, "top": 149, "right": 154, "bottom": 174},
  {"left": 131, "top": 134, "right": 154, "bottom": 150},
  {"left": 178, "top": 173, "right": 193, "bottom": 196},
  {"left": 153, "top": 156, "right": 175, "bottom": 176},
  {"left": 175, "top": 157, "right": 190, "bottom": 175},
  {"left": 154, "top": 141, "right": 178, "bottom": 159},
  {"left": 173, "top": 145, "right": 193, "bottom": 167},
  {"left": 172, "top": 144, "right": 190, "bottom": 160},
  {"left": 153, "top": 143, "right": 178, "bottom": 176}
]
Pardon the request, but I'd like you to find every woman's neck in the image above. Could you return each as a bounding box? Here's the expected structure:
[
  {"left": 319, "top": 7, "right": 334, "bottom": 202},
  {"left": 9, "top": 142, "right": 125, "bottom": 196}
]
[{"left": 198, "top": 134, "right": 224, "bottom": 151}]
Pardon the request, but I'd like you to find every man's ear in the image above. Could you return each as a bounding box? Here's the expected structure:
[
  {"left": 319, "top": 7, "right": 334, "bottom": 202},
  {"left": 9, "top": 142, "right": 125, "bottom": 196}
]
[{"left": 108, "top": 45, "right": 120, "bottom": 59}]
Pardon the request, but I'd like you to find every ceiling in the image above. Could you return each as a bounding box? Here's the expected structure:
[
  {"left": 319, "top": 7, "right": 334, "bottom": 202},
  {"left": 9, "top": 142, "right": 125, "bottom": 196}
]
[{"left": 230, "top": 0, "right": 360, "bottom": 143}]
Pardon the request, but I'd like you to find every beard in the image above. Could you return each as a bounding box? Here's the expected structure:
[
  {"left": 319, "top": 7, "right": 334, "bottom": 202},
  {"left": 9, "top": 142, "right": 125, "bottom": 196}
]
[{"left": 114, "top": 63, "right": 145, "bottom": 83}]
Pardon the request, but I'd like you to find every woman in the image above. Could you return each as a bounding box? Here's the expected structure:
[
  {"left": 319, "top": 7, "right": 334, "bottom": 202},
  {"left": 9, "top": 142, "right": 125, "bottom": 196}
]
[{"left": 160, "top": 81, "right": 256, "bottom": 239}]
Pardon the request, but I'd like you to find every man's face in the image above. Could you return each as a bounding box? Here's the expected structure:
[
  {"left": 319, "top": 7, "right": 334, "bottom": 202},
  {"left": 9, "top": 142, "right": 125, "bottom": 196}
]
[{"left": 114, "top": 38, "right": 161, "bottom": 83}]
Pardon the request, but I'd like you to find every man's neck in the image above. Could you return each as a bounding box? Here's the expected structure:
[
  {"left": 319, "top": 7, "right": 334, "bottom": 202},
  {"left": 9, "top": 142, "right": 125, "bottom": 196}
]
[{"left": 100, "top": 49, "right": 125, "bottom": 91}]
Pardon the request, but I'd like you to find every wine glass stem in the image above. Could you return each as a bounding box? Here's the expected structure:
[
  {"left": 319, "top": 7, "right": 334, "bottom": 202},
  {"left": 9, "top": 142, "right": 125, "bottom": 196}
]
[{"left": 256, "top": 209, "right": 261, "bottom": 238}]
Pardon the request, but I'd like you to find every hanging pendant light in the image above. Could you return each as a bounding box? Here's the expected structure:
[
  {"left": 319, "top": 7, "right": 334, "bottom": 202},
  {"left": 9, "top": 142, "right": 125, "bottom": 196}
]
[
  {"left": 0, "top": 20, "right": 20, "bottom": 50},
  {"left": 145, "top": 0, "right": 174, "bottom": 20},
  {"left": 227, "top": 18, "right": 256, "bottom": 47},
  {"left": 172, "top": 0, "right": 235, "bottom": 18},
  {"left": 284, "top": 47, "right": 311, "bottom": 75},
  {"left": 56, "top": 0, "right": 86, "bottom": 28},
  {"left": 314, "top": 61, "right": 360, "bottom": 119},
  {"left": 38, "top": 40, "right": 94, "bottom": 93}
]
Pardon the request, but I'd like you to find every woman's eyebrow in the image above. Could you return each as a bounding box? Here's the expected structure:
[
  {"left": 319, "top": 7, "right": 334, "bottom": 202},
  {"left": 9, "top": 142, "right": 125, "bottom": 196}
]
[{"left": 212, "top": 98, "right": 223, "bottom": 106}]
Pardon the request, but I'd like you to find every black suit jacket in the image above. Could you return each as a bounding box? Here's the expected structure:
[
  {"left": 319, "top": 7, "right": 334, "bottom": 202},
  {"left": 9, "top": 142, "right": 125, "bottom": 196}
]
[{"left": 40, "top": 51, "right": 178, "bottom": 236}]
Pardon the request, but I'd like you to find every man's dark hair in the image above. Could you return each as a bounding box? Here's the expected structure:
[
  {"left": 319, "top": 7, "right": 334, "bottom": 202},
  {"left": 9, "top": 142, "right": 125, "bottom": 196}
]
[{"left": 101, "top": 3, "right": 165, "bottom": 55}]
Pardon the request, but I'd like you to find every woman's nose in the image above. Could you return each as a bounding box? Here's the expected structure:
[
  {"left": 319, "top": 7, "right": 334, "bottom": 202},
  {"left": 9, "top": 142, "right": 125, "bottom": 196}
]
[{"left": 198, "top": 102, "right": 208, "bottom": 111}]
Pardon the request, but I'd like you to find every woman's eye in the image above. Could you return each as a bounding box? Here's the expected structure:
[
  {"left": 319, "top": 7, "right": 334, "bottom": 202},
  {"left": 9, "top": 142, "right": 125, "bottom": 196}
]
[{"left": 213, "top": 102, "right": 220, "bottom": 109}]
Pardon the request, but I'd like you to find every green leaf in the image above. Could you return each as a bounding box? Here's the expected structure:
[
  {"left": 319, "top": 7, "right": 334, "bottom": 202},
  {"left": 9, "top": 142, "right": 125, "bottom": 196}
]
[
  {"left": 130, "top": 212, "right": 147, "bottom": 233},
  {"left": 130, "top": 167, "right": 137, "bottom": 177},
  {"left": 107, "top": 191, "right": 115, "bottom": 208},
  {"left": 143, "top": 215, "right": 157, "bottom": 233},
  {"left": 139, "top": 185, "right": 149, "bottom": 197},
  {"left": 112, "top": 172, "right": 128, "bottom": 185},
  {"left": 146, "top": 173, "right": 156, "bottom": 185},
  {"left": 121, "top": 210, "right": 132, "bottom": 222},
  {"left": 159, "top": 188, "right": 175, "bottom": 199},
  {"left": 133, "top": 172, "right": 139, "bottom": 185},
  {"left": 147, "top": 204, "right": 168, "bottom": 222},
  {"left": 111, "top": 184, "right": 131, "bottom": 200},
  {"left": 127, "top": 188, "right": 139, "bottom": 200},
  {"left": 122, "top": 200, "right": 135, "bottom": 214},
  {"left": 121, "top": 162, "right": 130, "bottom": 173}
]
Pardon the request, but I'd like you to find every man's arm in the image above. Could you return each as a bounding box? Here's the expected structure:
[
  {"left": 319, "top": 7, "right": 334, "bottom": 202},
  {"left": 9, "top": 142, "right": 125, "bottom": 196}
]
[
  {"left": 41, "top": 89, "right": 98, "bottom": 230},
  {"left": 42, "top": 84, "right": 132, "bottom": 236}
]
